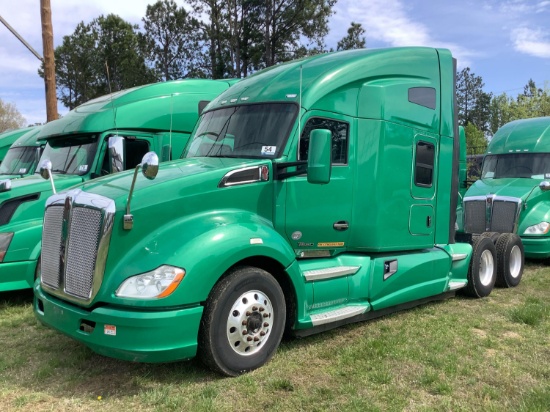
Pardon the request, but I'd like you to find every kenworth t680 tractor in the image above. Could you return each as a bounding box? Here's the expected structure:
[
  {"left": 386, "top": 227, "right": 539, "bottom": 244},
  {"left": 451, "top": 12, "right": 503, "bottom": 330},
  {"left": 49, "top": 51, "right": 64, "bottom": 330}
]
[{"left": 34, "top": 48, "right": 522, "bottom": 376}]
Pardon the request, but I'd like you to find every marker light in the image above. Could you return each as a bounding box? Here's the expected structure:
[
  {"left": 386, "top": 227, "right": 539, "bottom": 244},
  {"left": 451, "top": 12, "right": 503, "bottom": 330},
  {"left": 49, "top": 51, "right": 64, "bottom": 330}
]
[{"left": 116, "top": 265, "right": 185, "bottom": 299}]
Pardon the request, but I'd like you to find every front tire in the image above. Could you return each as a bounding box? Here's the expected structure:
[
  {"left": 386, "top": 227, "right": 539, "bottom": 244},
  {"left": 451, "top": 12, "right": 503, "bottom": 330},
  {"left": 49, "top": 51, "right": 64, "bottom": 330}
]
[
  {"left": 464, "top": 236, "right": 497, "bottom": 298},
  {"left": 198, "top": 266, "right": 286, "bottom": 376},
  {"left": 495, "top": 233, "right": 524, "bottom": 288}
]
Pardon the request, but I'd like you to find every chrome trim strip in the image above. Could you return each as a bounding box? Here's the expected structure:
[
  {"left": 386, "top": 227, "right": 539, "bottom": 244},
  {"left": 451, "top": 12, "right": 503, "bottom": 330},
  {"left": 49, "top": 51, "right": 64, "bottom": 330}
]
[
  {"left": 451, "top": 253, "right": 468, "bottom": 261},
  {"left": 310, "top": 305, "right": 369, "bottom": 326},
  {"left": 218, "top": 166, "right": 267, "bottom": 188},
  {"left": 304, "top": 265, "right": 360, "bottom": 281},
  {"left": 448, "top": 281, "right": 467, "bottom": 290}
]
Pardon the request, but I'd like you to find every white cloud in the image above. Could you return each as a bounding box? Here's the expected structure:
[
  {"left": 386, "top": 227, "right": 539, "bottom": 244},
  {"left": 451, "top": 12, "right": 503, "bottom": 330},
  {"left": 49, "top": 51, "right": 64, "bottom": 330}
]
[
  {"left": 512, "top": 27, "right": 550, "bottom": 58},
  {"left": 331, "top": 0, "right": 476, "bottom": 67}
]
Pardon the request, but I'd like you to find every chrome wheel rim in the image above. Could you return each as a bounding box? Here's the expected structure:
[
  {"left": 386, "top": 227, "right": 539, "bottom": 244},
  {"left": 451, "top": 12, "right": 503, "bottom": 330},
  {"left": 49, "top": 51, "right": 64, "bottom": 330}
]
[
  {"left": 509, "top": 245, "right": 522, "bottom": 278},
  {"left": 479, "top": 249, "right": 495, "bottom": 286},
  {"left": 226, "top": 290, "right": 273, "bottom": 356}
]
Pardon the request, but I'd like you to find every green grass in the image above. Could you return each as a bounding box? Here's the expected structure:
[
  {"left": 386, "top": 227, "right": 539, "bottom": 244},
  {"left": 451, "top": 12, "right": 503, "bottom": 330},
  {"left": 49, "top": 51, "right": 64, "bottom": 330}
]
[{"left": 0, "top": 262, "right": 549, "bottom": 411}]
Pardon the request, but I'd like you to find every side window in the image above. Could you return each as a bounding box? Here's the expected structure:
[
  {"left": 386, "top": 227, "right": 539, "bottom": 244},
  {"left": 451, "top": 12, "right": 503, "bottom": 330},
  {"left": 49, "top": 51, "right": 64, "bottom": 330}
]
[
  {"left": 415, "top": 141, "right": 435, "bottom": 187},
  {"left": 126, "top": 139, "right": 150, "bottom": 169},
  {"left": 299, "top": 118, "right": 349, "bottom": 165},
  {"left": 101, "top": 138, "right": 151, "bottom": 174}
]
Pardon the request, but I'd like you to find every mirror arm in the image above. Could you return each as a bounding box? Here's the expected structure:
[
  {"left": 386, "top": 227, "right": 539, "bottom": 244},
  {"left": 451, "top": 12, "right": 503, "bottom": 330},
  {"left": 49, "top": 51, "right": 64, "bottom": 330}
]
[{"left": 124, "top": 163, "right": 142, "bottom": 230}]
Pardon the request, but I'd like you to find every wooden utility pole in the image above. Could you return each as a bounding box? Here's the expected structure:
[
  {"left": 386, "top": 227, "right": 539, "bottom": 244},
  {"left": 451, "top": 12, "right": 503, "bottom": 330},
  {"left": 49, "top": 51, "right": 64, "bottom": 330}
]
[{"left": 40, "top": 0, "right": 58, "bottom": 122}]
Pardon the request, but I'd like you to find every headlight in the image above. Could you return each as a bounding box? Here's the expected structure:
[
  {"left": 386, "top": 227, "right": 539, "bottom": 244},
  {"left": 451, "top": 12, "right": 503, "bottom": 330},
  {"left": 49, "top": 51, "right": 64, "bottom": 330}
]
[
  {"left": 115, "top": 265, "right": 185, "bottom": 299},
  {"left": 523, "top": 222, "right": 550, "bottom": 235},
  {"left": 0, "top": 232, "right": 14, "bottom": 262}
]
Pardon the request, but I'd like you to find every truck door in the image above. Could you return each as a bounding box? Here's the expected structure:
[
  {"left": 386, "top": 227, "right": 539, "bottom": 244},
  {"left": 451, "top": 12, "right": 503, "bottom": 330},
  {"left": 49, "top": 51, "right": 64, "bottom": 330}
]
[
  {"left": 408, "top": 134, "right": 437, "bottom": 245},
  {"left": 284, "top": 115, "right": 353, "bottom": 255}
]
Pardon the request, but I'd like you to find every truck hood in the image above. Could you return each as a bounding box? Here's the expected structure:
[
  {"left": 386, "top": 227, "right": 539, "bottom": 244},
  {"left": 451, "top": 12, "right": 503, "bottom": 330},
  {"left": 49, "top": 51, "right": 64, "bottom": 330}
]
[
  {"left": 79, "top": 157, "right": 267, "bottom": 203},
  {"left": 0, "top": 174, "right": 84, "bottom": 202},
  {"left": 465, "top": 178, "right": 541, "bottom": 202}
]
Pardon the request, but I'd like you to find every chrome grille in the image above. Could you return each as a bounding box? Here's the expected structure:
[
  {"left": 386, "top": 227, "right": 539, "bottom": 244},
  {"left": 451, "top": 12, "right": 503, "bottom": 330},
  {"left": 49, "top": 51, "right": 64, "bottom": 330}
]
[
  {"left": 41, "top": 206, "right": 64, "bottom": 288},
  {"left": 64, "top": 207, "right": 102, "bottom": 299},
  {"left": 464, "top": 196, "right": 520, "bottom": 234},
  {"left": 40, "top": 189, "right": 115, "bottom": 304},
  {"left": 491, "top": 201, "right": 518, "bottom": 233},
  {"left": 464, "top": 200, "right": 486, "bottom": 233}
]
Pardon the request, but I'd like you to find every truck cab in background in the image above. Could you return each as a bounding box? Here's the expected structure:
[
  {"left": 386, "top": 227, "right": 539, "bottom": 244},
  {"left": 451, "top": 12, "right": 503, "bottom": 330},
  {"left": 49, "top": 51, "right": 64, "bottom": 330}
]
[
  {"left": 463, "top": 116, "right": 550, "bottom": 263},
  {"left": 34, "top": 48, "right": 523, "bottom": 377},
  {"left": 0, "top": 127, "right": 44, "bottom": 182},
  {"left": 0, "top": 79, "right": 235, "bottom": 292}
]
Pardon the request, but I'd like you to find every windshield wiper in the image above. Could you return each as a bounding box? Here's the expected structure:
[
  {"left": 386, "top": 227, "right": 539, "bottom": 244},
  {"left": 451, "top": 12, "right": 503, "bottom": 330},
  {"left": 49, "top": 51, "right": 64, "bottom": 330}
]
[{"left": 51, "top": 169, "right": 67, "bottom": 174}]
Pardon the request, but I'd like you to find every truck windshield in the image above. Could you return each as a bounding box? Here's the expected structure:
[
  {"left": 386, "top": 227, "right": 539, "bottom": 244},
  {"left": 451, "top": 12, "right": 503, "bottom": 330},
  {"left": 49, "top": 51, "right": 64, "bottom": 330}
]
[
  {"left": 184, "top": 103, "right": 298, "bottom": 159},
  {"left": 37, "top": 136, "right": 99, "bottom": 176},
  {"left": 482, "top": 153, "right": 550, "bottom": 179},
  {"left": 0, "top": 147, "right": 37, "bottom": 176}
]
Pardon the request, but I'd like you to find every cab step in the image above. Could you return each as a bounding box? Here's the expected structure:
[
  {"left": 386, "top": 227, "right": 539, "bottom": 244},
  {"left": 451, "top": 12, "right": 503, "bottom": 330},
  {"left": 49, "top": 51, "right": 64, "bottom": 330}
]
[{"left": 310, "top": 304, "right": 370, "bottom": 326}]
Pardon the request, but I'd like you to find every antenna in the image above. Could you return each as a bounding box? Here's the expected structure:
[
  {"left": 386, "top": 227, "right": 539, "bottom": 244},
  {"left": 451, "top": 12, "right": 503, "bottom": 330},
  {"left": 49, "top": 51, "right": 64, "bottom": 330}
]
[
  {"left": 169, "top": 94, "right": 174, "bottom": 160},
  {"left": 299, "top": 64, "right": 303, "bottom": 139},
  {"left": 105, "top": 61, "right": 117, "bottom": 133}
]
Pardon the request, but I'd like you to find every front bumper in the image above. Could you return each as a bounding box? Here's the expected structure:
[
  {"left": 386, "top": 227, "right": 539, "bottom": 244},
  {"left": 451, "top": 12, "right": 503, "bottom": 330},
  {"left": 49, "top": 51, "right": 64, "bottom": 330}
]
[
  {"left": 521, "top": 235, "right": 550, "bottom": 259},
  {"left": 34, "top": 282, "right": 203, "bottom": 363},
  {"left": 0, "top": 259, "right": 36, "bottom": 292}
]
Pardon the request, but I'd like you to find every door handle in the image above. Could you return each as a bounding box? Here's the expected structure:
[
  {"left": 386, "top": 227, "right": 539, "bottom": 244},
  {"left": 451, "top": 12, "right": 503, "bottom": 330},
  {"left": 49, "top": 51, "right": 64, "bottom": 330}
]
[
  {"left": 333, "top": 221, "right": 349, "bottom": 231},
  {"left": 426, "top": 216, "right": 432, "bottom": 227}
]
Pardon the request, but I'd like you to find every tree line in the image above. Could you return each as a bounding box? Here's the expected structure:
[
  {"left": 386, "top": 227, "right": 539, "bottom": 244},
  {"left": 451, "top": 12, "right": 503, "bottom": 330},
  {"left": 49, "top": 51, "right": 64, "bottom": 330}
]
[
  {"left": 457, "top": 69, "right": 550, "bottom": 154},
  {"left": 25, "top": 0, "right": 548, "bottom": 149},
  {"left": 40, "top": 0, "right": 365, "bottom": 110}
]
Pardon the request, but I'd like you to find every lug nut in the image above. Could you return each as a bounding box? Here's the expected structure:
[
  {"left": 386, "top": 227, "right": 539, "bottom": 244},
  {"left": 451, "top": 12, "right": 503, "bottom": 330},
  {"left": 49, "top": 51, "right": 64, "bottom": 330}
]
[
  {"left": 252, "top": 306, "right": 258, "bottom": 311},
  {"left": 263, "top": 313, "right": 269, "bottom": 318},
  {"left": 247, "top": 336, "right": 253, "bottom": 342},
  {"left": 242, "top": 330, "right": 248, "bottom": 335},
  {"left": 242, "top": 320, "right": 247, "bottom": 325},
  {"left": 260, "top": 331, "right": 266, "bottom": 336},
  {"left": 259, "top": 307, "right": 265, "bottom": 312},
  {"left": 263, "top": 322, "right": 269, "bottom": 327},
  {"left": 254, "top": 337, "right": 259, "bottom": 342},
  {"left": 246, "top": 311, "right": 251, "bottom": 316}
]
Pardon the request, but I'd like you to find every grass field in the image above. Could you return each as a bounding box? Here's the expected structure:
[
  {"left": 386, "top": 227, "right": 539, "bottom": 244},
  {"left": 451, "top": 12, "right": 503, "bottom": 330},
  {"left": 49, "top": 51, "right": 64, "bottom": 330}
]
[{"left": 0, "top": 261, "right": 548, "bottom": 411}]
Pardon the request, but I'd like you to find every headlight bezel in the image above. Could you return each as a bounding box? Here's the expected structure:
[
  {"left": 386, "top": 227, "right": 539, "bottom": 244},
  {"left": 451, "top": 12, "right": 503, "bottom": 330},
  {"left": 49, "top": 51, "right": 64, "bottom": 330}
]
[{"left": 115, "top": 265, "right": 185, "bottom": 299}]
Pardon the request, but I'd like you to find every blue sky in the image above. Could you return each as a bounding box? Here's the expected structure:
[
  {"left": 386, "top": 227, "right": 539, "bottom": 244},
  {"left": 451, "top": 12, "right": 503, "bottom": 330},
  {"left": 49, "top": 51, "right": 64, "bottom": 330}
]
[{"left": 1, "top": 0, "right": 549, "bottom": 125}]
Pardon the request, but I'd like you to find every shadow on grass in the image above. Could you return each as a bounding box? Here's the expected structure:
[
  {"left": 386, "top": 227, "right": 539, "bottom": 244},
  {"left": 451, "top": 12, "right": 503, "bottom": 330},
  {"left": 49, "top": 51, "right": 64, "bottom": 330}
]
[{"left": 0, "top": 289, "right": 33, "bottom": 307}]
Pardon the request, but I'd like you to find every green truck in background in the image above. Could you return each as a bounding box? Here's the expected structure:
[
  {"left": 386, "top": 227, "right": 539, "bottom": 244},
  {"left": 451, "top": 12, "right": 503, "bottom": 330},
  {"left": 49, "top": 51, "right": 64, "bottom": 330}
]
[
  {"left": 0, "top": 127, "right": 44, "bottom": 181},
  {"left": 34, "top": 48, "right": 523, "bottom": 376},
  {"left": 0, "top": 79, "right": 235, "bottom": 292},
  {"left": 463, "top": 116, "right": 550, "bottom": 261},
  {"left": 0, "top": 127, "right": 34, "bottom": 162}
]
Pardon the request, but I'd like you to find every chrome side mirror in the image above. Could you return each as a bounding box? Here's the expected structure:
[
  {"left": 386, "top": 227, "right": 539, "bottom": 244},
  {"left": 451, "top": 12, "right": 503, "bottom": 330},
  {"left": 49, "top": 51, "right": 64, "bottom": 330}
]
[
  {"left": 39, "top": 159, "right": 56, "bottom": 194},
  {"left": 39, "top": 159, "right": 52, "bottom": 180},
  {"left": 540, "top": 181, "right": 550, "bottom": 191},
  {"left": 0, "top": 179, "right": 11, "bottom": 193},
  {"left": 141, "top": 152, "right": 159, "bottom": 180},
  {"left": 108, "top": 135, "right": 125, "bottom": 173}
]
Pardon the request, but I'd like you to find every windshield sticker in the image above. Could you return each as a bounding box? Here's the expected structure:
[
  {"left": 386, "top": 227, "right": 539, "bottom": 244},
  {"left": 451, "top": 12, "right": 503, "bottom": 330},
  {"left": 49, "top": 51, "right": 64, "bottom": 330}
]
[
  {"left": 261, "top": 146, "right": 276, "bottom": 156},
  {"left": 79, "top": 165, "right": 88, "bottom": 173},
  {"left": 546, "top": 173, "right": 550, "bottom": 179},
  {"left": 18, "top": 168, "right": 27, "bottom": 174}
]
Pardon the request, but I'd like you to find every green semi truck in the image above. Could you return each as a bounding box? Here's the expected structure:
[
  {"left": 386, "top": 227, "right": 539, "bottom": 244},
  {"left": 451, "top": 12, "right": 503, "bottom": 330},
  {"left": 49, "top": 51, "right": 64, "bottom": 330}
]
[
  {"left": 34, "top": 48, "right": 522, "bottom": 376},
  {"left": 0, "top": 79, "right": 235, "bottom": 292},
  {"left": 0, "top": 127, "right": 34, "bottom": 162},
  {"left": 0, "top": 126, "right": 44, "bottom": 181},
  {"left": 463, "top": 116, "right": 550, "bottom": 261}
]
